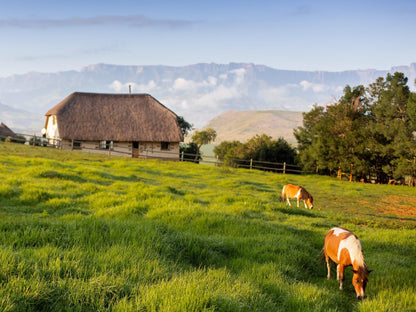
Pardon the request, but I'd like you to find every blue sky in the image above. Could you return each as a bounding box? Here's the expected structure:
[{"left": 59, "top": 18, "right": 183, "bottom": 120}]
[{"left": 0, "top": 0, "right": 415, "bottom": 77}]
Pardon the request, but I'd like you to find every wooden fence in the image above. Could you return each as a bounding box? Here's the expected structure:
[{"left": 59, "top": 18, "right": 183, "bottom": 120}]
[{"left": 1, "top": 133, "right": 304, "bottom": 175}]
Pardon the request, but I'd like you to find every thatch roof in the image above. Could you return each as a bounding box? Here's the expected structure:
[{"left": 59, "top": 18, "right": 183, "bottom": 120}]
[
  {"left": 0, "top": 122, "right": 16, "bottom": 138},
  {"left": 45, "top": 92, "right": 183, "bottom": 142}
]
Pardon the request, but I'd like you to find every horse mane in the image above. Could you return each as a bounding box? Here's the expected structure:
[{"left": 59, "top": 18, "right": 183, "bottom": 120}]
[
  {"left": 352, "top": 238, "right": 367, "bottom": 272},
  {"left": 300, "top": 186, "right": 312, "bottom": 199},
  {"left": 355, "top": 249, "right": 366, "bottom": 270}
]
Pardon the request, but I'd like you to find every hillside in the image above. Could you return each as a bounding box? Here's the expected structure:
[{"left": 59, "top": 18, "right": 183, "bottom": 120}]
[
  {"left": 0, "top": 142, "right": 415, "bottom": 311},
  {"left": 205, "top": 110, "right": 303, "bottom": 145}
]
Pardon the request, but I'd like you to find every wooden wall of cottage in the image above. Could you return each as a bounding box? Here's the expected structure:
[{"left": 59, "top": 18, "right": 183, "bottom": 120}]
[{"left": 60, "top": 140, "right": 180, "bottom": 160}]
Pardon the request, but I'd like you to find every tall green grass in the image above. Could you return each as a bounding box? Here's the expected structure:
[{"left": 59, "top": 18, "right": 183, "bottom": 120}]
[{"left": 0, "top": 142, "right": 415, "bottom": 311}]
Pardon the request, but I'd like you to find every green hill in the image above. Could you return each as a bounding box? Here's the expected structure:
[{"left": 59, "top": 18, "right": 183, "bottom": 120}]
[
  {"left": 204, "top": 110, "right": 303, "bottom": 145},
  {"left": 0, "top": 143, "right": 415, "bottom": 311}
]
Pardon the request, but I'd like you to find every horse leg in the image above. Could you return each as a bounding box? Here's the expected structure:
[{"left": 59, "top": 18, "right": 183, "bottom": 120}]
[
  {"left": 286, "top": 197, "right": 291, "bottom": 206},
  {"left": 296, "top": 197, "right": 300, "bottom": 207},
  {"left": 336, "top": 264, "right": 340, "bottom": 280},
  {"left": 325, "top": 255, "right": 331, "bottom": 279},
  {"left": 338, "top": 264, "right": 345, "bottom": 290},
  {"left": 303, "top": 200, "right": 307, "bottom": 209}
]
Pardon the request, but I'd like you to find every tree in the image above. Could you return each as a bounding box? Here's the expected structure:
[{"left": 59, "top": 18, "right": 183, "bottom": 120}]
[
  {"left": 191, "top": 128, "right": 217, "bottom": 162},
  {"left": 213, "top": 140, "right": 244, "bottom": 165},
  {"left": 177, "top": 116, "right": 193, "bottom": 137},
  {"left": 294, "top": 104, "right": 326, "bottom": 171},
  {"left": 213, "top": 134, "right": 297, "bottom": 168},
  {"left": 295, "top": 72, "right": 416, "bottom": 183},
  {"left": 179, "top": 143, "right": 201, "bottom": 163},
  {"left": 367, "top": 73, "right": 416, "bottom": 182}
]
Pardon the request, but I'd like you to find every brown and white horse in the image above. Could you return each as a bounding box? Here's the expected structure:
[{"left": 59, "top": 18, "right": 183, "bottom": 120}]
[
  {"left": 324, "top": 227, "right": 371, "bottom": 299},
  {"left": 281, "top": 184, "right": 313, "bottom": 209}
]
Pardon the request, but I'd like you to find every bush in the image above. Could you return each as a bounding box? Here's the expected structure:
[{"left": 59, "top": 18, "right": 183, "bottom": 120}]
[
  {"left": 28, "top": 136, "right": 47, "bottom": 146},
  {"left": 180, "top": 143, "right": 201, "bottom": 163},
  {"left": 7, "top": 135, "right": 27, "bottom": 144}
]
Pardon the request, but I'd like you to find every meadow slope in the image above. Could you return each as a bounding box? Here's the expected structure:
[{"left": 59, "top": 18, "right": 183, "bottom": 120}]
[{"left": 0, "top": 143, "right": 415, "bottom": 311}]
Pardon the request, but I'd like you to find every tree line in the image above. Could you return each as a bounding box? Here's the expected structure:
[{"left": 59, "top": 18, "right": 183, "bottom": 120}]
[
  {"left": 213, "top": 134, "right": 296, "bottom": 166},
  {"left": 179, "top": 72, "right": 416, "bottom": 184},
  {"left": 180, "top": 130, "right": 297, "bottom": 166},
  {"left": 294, "top": 72, "right": 416, "bottom": 184}
]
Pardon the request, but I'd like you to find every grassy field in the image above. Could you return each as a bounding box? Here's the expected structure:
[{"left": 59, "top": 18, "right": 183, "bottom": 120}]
[{"left": 0, "top": 143, "right": 415, "bottom": 311}]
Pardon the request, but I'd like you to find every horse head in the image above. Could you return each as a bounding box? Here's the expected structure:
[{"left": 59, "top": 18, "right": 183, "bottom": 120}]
[
  {"left": 351, "top": 267, "right": 371, "bottom": 299},
  {"left": 305, "top": 193, "right": 313, "bottom": 209}
]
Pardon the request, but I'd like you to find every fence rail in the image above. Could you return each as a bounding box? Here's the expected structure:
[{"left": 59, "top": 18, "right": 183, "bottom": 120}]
[{"left": 1, "top": 133, "right": 304, "bottom": 174}]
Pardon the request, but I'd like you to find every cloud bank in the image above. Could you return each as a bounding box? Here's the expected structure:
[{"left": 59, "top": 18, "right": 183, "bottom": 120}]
[
  {"left": 0, "top": 15, "right": 198, "bottom": 29},
  {"left": 108, "top": 66, "right": 344, "bottom": 128}
]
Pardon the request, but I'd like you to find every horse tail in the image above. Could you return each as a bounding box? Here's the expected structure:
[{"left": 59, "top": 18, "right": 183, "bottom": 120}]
[
  {"left": 319, "top": 246, "right": 326, "bottom": 262},
  {"left": 280, "top": 185, "right": 286, "bottom": 202}
]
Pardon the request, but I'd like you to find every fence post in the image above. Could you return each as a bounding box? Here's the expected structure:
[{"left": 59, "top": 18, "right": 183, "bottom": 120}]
[
  {"left": 33, "top": 134, "right": 36, "bottom": 146},
  {"left": 250, "top": 159, "right": 253, "bottom": 170},
  {"left": 181, "top": 151, "right": 184, "bottom": 162},
  {"left": 283, "top": 162, "right": 286, "bottom": 174}
]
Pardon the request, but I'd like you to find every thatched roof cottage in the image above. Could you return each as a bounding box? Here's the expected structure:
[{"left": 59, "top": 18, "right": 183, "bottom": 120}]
[{"left": 44, "top": 92, "right": 184, "bottom": 159}]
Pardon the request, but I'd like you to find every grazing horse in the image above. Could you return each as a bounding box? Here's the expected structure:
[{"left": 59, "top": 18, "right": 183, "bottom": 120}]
[
  {"left": 324, "top": 227, "right": 371, "bottom": 299},
  {"left": 281, "top": 184, "right": 313, "bottom": 209}
]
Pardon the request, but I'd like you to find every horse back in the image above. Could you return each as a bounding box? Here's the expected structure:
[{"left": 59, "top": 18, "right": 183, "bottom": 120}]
[
  {"left": 282, "top": 184, "right": 300, "bottom": 198},
  {"left": 324, "top": 227, "right": 354, "bottom": 264}
]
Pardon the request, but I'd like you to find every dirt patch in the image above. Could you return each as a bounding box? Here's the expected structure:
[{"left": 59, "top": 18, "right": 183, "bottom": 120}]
[{"left": 376, "top": 195, "right": 416, "bottom": 217}]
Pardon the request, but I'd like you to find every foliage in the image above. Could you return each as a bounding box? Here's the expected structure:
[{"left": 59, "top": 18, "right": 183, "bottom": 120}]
[
  {"left": 214, "top": 134, "right": 297, "bottom": 166},
  {"left": 28, "top": 136, "right": 47, "bottom": 147},
  {"left": 295, "top": 72, "right": 416, "bottom": 183},
  {"left": 0, "top": 143, "right": 416, "bottom": 311},
  {"left": 177, "top": 116, "right": 193, "bottom": 136},
  {"left": 179, "top": 142, "right": 201, "bottom": 163},
  {"left": 191, "top": 128, "right": 217, "bottom": 161},
  {"left": 7, "top": 135, "right": 27, "bottom": 144}
]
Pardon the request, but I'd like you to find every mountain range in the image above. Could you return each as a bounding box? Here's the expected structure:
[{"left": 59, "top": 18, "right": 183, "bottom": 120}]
[{"left": 1, "top": 62, "right": 415, "bottom": 137}]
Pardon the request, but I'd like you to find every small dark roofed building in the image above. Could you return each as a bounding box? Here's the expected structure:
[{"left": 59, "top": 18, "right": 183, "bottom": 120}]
[
  {"left": 0, "top": 122, "right": 16, "bottom": 139},
  {"left": 44, "top": 92, "right": 184, "bottom": 159}
]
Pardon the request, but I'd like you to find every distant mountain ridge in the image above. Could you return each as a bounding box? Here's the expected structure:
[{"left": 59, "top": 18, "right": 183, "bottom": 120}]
[
  {"left": 0, "top": 102, "right": 43, "bottom": 133},
  {"left": 0, "top": 62, "right": 415, "bottom": 134}
]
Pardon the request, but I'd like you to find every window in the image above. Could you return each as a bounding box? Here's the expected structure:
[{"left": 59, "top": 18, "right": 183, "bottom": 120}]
[
  {"left": 73, "top": 141, "right": 81, "bottom": 150},
  {"left": 99, "top": 140, "right": 113, "bottom": 150},
  {"left": 161, "top": 142, "right": 170, "bottom": 150}
]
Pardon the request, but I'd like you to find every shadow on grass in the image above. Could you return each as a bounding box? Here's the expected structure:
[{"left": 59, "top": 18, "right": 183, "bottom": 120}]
[
  {"left": 151, "top": 218, "right": 360, "bottom": 311},
  {"left": 274, "top": 205, "right": 320, "bottom": 218}
]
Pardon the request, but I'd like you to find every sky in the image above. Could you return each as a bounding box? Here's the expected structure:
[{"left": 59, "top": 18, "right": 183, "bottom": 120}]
[{"left": 0, "top": 0, "right": 415, "bottom": 77}]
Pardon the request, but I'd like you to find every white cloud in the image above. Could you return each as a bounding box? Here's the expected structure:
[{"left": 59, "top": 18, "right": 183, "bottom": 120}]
[
  {"left": 258, "top": 85, "right": 297, "bottom": 102},
  {"left": 196, "top": 85, "right": 241, "bottom": 107},
  {"left": 0, "top": 15, "right": 197, "bottom": 29},
  {"left": 109, "top": 80, "right": 157, "bottom": 93},
  {"left": 219, "top": 74, "right": 228, "bottom": 80},
  {"left": 172, "top": 76, "right": 217, "bottom": 91},
  {"left": 229, "top": 68, "right": 246, "bottom": 85},
  {"left": 299, "top": 80, "right": 329, "bottom": 93}
]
